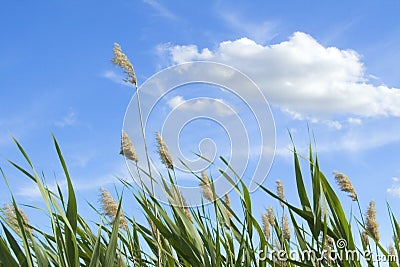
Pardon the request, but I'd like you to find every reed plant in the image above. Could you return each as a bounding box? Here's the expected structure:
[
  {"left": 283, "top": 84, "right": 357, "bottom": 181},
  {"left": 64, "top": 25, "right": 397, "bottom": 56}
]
[{"left": 0, "top": 45, "right": 399, "bottom": 267}]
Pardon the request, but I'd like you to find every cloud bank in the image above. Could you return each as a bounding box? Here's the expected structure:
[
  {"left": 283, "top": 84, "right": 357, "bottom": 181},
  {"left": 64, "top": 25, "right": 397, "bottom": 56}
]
[{"left": 162, "top": 32, "right": 400, "bottom": 119}]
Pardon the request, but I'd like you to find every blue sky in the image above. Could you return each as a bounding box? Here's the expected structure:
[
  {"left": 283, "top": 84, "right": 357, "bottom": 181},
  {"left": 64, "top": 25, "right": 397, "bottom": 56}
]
[{"left": 1, "top": 0, "right": 400, "bottom": 248}]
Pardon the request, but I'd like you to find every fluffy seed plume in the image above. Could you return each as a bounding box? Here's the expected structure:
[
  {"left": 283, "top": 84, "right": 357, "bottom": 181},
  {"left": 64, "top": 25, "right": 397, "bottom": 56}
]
[
  {"left": 323, "top": 236, "right": 334, "bottom": 265},
  {"left": 100, "top": 188, "right": 128, "bottom": 231},
  {"left": 172, "top": 188, "right": 192, "bottom": 223},
  {"left": 181, "top": 197, "right": 193, "bottom": 223},
  {"left": 262, "top": 213, "right": 271, "bottom": 239},
  {"left": 281, "top": 214, "right": 290, "bottom": 241},
  {"left": 276, "top": 180, "right": 285, "bottom": 208},
  {"left": 333, "top": 172, "right": 357, "bottom": 201},
  {"left": 112, "top": 43, "right": 137, "bottom": 85},
  {"left": 224, "top": 193, "right": 232, "bottom": 220},
  {"left": 2, "top": 204, "right": 32, "bottom": 236},
  {"left": 267, "top": 206, "right": 275, "bottom": 226},
  {"left": 156, "top": 132, "right": 174, "bottom": 170},
  {"left": 120, "top": 130, "right": 138, "bottom": 162},
  {"left": 361, "top": 231, "right": 369, "bottom": 247},
  {"left": 365, "top": 200, "right": 379, "bottom": 241},
  {"left": 389, "top": 243, "right": 396, "bottom": 258},
  {"left": 200, "top": 171, "right": 214, "bottom": 202}
]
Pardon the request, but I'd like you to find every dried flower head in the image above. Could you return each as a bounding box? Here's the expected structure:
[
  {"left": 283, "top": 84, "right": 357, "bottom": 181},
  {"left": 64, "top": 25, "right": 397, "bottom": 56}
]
[
  {"left": 200, "top": 171, "right": 214, "bottom": 202},
  {"left": 262, "top": 212, "right": 271, "bottom": 239},
  {"left": 389, "top": 243, "right": 396, "bottom": 258},
  {"left": 276, "top": 180, "right": 285, "bottom": 208},
  {"left": 2, "top": 204, "right": 32, "bottom": 236},
  {"left": 281, "top": 213, "right": 290, "bottom": 240},
  {"left": 156, "top": 132, "right": 174, "bottom": 170},
  {"left": 267, "top": 206, "right": 275, "bottom": 226},
  {"left": 323, "top": 236, "right": 334, "bottom": 265},
  {"left": 361, "top": 231, "right": 369, "bottom": 247},
  {"left": 272, "top": 240, "right": 287, "bottom": 266},
  {"left": 333, "top": 172, "right": 357, "bottom": 201},
  {"left": 120, "top": 130, "right": 138, "bottom": 162},
  {"left": 112, "top": 43, "right": 137, "bottom": 85},
  {"left": 100, "top": 188, "right": 128, "bottom": 231},
  {"left": 366, "top": 201, "right": 379, "bottom": 242},
  {"left": 224, "top": 193, "right": 232, "bottom": 220},
  {"left": 172, "top": 188, "right": 192, "bottom": 223}
]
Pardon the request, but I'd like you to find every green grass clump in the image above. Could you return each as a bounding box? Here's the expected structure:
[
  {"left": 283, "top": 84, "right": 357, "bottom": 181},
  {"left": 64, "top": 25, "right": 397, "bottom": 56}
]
[{"left": 1, "top": 133, "right": 399, "bottom": 266}]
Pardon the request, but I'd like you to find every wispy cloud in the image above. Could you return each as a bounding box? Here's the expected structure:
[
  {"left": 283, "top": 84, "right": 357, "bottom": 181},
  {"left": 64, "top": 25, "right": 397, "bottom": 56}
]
[
  {"left": 387, "top": 177, "right": 400, "bottom": 197},
  {"left": 219, "top": 12, "right": 277, "bottom": 44},
  {"left": 16, "top": 162, "right": 130, "bottom": 200},
  {"left": 143, "top": 0, "right": 178, "bottom": 21},
  {"left": 103, "top": 70, "right": 132, "bottom": 87},
  {"left": 168, "top": 96, "right": 235, "bottom": 117},
  {"left": 55, "top": 108, "right": 77, "bottom": 127}
]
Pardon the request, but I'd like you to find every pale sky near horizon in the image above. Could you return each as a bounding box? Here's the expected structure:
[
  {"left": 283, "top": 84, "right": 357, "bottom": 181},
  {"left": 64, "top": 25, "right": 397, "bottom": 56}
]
[{"left": 1, "top": 0, "right": 400, "bottom": 249}]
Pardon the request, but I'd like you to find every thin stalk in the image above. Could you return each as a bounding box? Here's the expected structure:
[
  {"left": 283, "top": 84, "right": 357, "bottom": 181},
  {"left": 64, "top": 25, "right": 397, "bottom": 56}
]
[
  {"left": 132, "top": 72, "right": 161, "bottom": 267},
  {"left": 133, "top": 83, "right": 154, "bottom": 194}
]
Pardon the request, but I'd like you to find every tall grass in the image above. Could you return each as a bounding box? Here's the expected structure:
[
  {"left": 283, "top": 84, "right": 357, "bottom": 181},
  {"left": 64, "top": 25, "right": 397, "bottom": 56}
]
[{"left": 0, "top": 45, "right": 399, "bottom": 266}]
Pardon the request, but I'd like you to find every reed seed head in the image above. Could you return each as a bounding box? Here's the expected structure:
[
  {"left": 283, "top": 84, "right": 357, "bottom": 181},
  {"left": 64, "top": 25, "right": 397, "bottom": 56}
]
[
  {"left": 281, "top": 213, "right": 290, "bottom": 241},
  {"left": 2, "top": 203, "right": 32, "bottom": 236},
  {"left": 389, "top": 243, "right": 396, "bottom": 257},
  {"left": 120, "top": 130, "right": 138, "bottom": 163},
  {"left": 276, "top": 180, "right": 285, "bottom": 208},
  {"left": 224, "top": 193, "right": 232, "bottom": 220},
  {"left": 262, "top": 212, "right": 271, "bottom": 239},
  {"left": 267, "top": 206, "right": 275, "bottom": 226},
  {"left": 200, "top": 171, "right": 214, "bottom": 202},
  {"left": 365, "top": 200, "right": 379, "bottom": 242},
  {"left": 323, "top": 236, "right": 334, "bottom": 265},
  {"left": 100, "top": 188, "right": 128, "bottom": 231},
  {"left": 333, "top": 171, "right": 357, "bottom": 201},
  {"left": 112, "top": 43, "right": 137, "bottom": 85},
  {"left": 172, "top": 188, "right": 192, "bottom": 223},
  {"left": 156, "top": 132, "right": 174, "bottom": 170},
  {"left": 361, "top": 231, "right": 369, "bottom": 247}
]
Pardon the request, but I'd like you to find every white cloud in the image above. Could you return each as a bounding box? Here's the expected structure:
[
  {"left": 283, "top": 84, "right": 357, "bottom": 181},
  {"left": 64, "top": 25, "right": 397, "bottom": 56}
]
[
  {"left": 347, "top": 117, "right": 362, "bottom": 125},
  {"left": 163, "top": 32, "right": 400, "bottom": 119},
  {"left": 167, "top": 96, "right": 235, "bottom": 117}
]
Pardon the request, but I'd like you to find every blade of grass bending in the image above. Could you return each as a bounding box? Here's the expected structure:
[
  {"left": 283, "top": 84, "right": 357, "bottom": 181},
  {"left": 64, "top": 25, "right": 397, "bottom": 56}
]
[
  {"left": 1, "top": 222, "right": 28, "bottom": 267},
  {"left": 258, "top": 184, "right": 314, "bottom": 222},
  {"left": 0, "top": 235, "right": 19, "bottom": 267},
  {"left": 288, "top": 210, "right": 311, "bottom": 264},
  {"left": 31, "top": 238, "right": 51, "bottom": 267},
  {"left": 9, "top": 138, "right": 62, "bottom": 263},
  {"left": 88, "top": 220, "right": 103, "bottom": 267},
  {"left": 52, "top": 135, "right": 79, "bottom": 267},
  {"left": 1, "top": 169, "right": 34, "bottom": 267},
  {"left": 312, "top": 157, "right": 322, "bottom": 240},
  {"left": 289, "top": 132, "right": 312, "bottom": 213},
  {"left": 136, "top": 194, "right": 203, "bottom": 266},
  {"left": 319, "top": 170, "right": 356, "bottom": 248}
]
